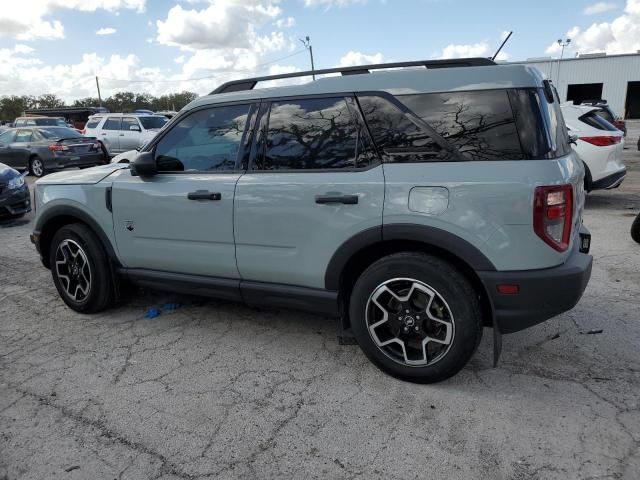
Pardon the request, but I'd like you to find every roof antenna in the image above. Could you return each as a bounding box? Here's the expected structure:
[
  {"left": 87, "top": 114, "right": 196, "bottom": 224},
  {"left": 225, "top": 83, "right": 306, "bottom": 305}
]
[{"left": 492, "top": 31, "right": 513, "bottom": 61}]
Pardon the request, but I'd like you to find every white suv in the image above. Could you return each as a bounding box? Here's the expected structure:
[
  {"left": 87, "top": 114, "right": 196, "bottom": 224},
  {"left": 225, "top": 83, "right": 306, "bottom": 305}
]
[{"left": 84, "top": 114, "right": 168, "bottom": 157}]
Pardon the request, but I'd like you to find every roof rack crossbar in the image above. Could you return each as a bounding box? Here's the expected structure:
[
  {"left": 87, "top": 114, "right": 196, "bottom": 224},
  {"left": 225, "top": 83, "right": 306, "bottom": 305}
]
[{"left": 210, "top": 57, "right": 496, "bottom": 95}]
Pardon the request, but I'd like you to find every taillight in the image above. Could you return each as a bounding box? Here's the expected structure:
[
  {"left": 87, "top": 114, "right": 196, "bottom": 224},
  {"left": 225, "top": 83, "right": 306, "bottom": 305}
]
[
  {"left": 534, "top": 185, "right": 573, "bottom": 252},
  {"left": 48, "top": 144, "right": 69, "bottom": 152},
  {"left": 579, "top": 136, "right": 621, "bottom": 146}
]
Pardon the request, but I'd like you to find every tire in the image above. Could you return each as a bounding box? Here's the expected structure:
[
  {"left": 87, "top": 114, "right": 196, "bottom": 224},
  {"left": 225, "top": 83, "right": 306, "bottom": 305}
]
[
  {"left": 583, "top": 162, "right": 593, "bottom": 193},
  {"left": 349, "top": 253, "right": 483, "bottom": 383},
  {"left": 49, "top": 223, "right": 114, "bottom": 313},
  {"left": 631, "top": 213, "right": 640, "bottom": 244},
  {"left": 29, "top": 156, "right": 45, "bottom": 177}
]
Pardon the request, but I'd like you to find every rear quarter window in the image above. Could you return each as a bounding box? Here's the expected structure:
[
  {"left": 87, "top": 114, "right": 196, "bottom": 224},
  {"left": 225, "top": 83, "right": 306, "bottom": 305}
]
[
  {"left": 85, "top": 117, "right": 102, "bottom": 129},
  {"left": 398, "top": 90, "right": 525, "bottom": 161}
]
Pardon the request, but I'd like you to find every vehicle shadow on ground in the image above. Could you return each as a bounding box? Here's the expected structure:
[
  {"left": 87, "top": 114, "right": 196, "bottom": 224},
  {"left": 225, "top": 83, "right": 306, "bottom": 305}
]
[
  {"left": 585, "top": 191, "right": 640, "bottom": 211},
  {"left": 0, "top": 217, "right": 30, "bottom": 228}
]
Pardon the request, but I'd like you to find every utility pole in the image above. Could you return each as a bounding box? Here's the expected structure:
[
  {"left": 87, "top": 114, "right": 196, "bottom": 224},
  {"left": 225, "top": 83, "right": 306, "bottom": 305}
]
[
  {"left": 300, "top": 36, "right": 315, "bottom": 80},
  {"left": 95, "top": 76, "right": 103, "bottom": 107},
  {"left": 556, "top": 38, "right": 571, "bottom": 88}
]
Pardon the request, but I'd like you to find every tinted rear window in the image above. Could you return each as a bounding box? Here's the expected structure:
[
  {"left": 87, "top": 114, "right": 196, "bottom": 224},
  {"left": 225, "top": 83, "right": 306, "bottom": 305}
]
[
  {"left": 398, "top": 90, "right": 525, "bottom": 161},
  {"left": 86, "top": 117, "right": 102, "bottom": 129},
  {"left": 579, "top": 111, "right": 618, "bottom": 131},
  {"left": 260, "top": 97, "right": 359, "bottom": 170},
  {"left": 139, "top": 116, "right": 168, "bottom": 130}
]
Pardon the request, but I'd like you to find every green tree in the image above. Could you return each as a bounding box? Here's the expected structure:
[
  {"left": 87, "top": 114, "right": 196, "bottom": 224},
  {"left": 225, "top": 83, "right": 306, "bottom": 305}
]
[{"left": 35, "top": 94, "right": 65, "bottom": 108}]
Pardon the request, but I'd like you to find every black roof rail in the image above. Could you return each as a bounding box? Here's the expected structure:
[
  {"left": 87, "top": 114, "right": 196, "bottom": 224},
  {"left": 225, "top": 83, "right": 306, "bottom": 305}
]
[{"left": 210, "top": 57, "right": 496, "bottom": 95}]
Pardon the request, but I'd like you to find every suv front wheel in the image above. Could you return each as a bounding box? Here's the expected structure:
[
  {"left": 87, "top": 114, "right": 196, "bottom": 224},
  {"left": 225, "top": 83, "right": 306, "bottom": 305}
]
[
  {"left": 349, "top": 253, "right": 482, "bottom": 383},
  {"left": 50, "top": 223, "right": 114, "bottom": 313}
]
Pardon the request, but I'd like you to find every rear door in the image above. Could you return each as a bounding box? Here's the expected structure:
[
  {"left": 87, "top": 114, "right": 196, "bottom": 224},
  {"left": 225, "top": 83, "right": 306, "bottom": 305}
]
[
  {"left": 234, "top": 96, "right": 384, "bottom": 290},
  {"left": 0, "top": 130, "right": 17, "bottom": 166},
  {"left": 100, "top": 117, "right": 121, "bottom": 154},
  {"left": 119, "top": 117, "right": 142, "bottom": 151}
]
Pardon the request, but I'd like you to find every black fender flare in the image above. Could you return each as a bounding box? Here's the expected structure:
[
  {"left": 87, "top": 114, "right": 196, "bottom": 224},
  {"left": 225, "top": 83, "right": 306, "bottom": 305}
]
[
  {"left": 324, "top": 223, "right": 496, "bottom": 291},
  {"left": 34, "top": 204, "right": 119, "bottom": 266}
]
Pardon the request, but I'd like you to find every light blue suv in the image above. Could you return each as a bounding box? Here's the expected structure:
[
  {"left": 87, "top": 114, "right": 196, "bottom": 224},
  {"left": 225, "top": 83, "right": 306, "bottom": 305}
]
[{"left": 31, "top": 58, "right": 593, "bottom": 383}]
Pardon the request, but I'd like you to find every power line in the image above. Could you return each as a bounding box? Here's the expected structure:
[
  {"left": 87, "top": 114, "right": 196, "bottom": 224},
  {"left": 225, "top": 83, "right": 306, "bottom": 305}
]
[{"left": 98, "top": 49, "right": 307, "bottom": 84}]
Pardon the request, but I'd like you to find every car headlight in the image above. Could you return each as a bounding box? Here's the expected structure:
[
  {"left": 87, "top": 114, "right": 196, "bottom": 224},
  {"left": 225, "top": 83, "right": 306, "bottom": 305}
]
[{"left": 7, "top": 175, "right": 25, "bottom": 189}]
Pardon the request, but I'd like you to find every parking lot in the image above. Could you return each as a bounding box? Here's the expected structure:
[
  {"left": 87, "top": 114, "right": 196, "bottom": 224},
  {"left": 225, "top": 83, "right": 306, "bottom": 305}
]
[{"left": 1, "top": 124, "right": 639, "bottom": 479}]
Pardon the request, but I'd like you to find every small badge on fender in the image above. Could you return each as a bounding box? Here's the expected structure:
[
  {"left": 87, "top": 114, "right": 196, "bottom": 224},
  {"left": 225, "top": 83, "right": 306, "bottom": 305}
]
[{"left": 125, "top": 220, "right": 134, "bottom": 232}]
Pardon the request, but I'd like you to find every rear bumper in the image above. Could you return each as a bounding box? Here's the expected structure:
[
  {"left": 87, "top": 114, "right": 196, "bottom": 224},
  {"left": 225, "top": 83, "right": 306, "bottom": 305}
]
[
  {"left": 479, "top": 229, "right": 593, "bottom": 334},
  {"left": 592, "top": 168, "right": 626, "bottom": 190}
]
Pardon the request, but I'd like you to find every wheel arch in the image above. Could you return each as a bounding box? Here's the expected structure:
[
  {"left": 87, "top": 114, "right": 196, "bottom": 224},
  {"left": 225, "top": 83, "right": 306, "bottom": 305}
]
[
  {"left": 35, "top": 205, "right": 119, "bottom": 269},
  {"left": 325, "top": 224, "right": 496, "bottom": 329}
]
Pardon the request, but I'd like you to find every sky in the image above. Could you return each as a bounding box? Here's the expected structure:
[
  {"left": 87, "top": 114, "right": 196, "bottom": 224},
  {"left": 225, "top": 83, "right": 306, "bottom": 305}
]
[{"left": 0, "top": 0, "right": 639, "bottom": 101}]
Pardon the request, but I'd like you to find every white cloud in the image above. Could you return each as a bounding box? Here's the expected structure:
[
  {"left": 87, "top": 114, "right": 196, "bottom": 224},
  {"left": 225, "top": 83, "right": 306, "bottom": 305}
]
[
  {"left": 439, "top": 42, "right": 490, "bottom": 59},
  {"left": 174, "top": 55, "right": 185, "bottom": 64},
  {"left": 338, "top": 51, "right": 384, "bottom": 66},
  {"left": 156, "top": 1, "right": 282, "bottom": 51},
  {"left": 304, "top": 0, "right": 367, "bottom": 6},
  {"left": 0, "top": 0, "right": 145, "bottom": 40},
  {"left": 546, "top": 0, "right": 640, "bottom": 55},
  {"left": 583, "top": 2, "right": 617, "bottom": 15},
  {"left": 275, "top": 16, "right": 295, "bottom": 28},
  {"left": 96, "top": 27, "right": 116, "bottom": 35}
]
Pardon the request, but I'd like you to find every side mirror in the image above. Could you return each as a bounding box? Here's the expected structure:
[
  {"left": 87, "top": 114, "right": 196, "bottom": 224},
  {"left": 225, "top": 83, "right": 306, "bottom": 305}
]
[
  {"left": 130, "top": 125, "right": 141, "bottom": 132},
  {"left": 130, "top": 151, "right": 157, "bottom": 177}
]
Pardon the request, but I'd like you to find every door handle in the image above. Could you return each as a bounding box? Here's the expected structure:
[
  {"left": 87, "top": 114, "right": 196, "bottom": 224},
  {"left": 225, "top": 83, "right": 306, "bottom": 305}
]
[
  {"left": 315, "top": 194, "right": 359, "bottom": 205},
  {"left": 188, "top": 190, "right": 222, "bottom": 201}
]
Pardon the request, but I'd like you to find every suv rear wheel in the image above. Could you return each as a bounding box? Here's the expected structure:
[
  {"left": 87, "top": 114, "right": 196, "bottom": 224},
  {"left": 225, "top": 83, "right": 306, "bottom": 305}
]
[
  {"left": 49, "top": 223, "right": 114, "bottom": 313},
  {"left": 349, "top": 253, "right": 482, "bottom": 383}
]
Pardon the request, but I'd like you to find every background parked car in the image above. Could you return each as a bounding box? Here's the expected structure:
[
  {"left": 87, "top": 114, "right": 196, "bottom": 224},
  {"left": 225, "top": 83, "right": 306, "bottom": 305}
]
[
  {"left": 0, "top": 127, "right": 106, "bottom": 177},
  {"left": 561, "top": 103, "right": 626, "bottom": 192},
  {"left": 0, "top": 163, "right": 30, "bottom": 219},
  {"left": 83, "top": 113, "right": 168, "bottom": 157},
  {"left": 579, "top": 100, "right": 626, "bottom": 135},
  {"left": 14, "top": 116, "right": 68, "bottom": 128}
]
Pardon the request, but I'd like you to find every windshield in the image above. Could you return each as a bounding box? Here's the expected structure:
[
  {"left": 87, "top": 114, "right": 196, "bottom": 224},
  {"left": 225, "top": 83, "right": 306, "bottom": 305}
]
[
  {"left": 38, "top": 127, "right": 82, "bottom": 139},
  {"left": 139, "top": 116, "right": 168, "bottom": 130}
]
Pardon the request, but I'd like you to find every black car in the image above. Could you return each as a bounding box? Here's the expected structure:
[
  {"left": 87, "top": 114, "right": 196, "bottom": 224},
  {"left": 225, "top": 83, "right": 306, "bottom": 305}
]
[
  {"left": 0, "top": 127, "right": 107, "bottom": 177},
  {"left": 0, "top": 163, "right": 30, "bottom": 219}
]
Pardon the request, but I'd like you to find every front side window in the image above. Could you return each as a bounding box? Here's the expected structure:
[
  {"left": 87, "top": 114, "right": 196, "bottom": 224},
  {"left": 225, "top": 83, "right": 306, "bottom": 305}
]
[
  {"left": 259, "top": 97, "right": 359, "bottom": 170},
  {"left": 121, "top": 117, "right": 140, "bottom": 131},
  {"left": 398, "top": 90, "right": 524, "bottom": 161},
  {"left": 103, "top": 118, "right": 121, "bottom": 130},
  {"left": 154, "top": 104, "right": 251, "bottom": 172}
]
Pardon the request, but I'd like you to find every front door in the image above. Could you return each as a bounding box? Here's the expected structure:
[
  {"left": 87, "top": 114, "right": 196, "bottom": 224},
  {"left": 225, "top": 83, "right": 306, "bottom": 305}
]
[
  {"left": 234, "top": 96, "right": 384, "bottom": 290},
  {"left": 119, "top": 117, "right": 142, "bottom": 151},
  {"left": 100, "top": 117, "right": 121, "bottom": 155},
  {"left": 112, "top": 103, "right": 256, "bottom": 279}
]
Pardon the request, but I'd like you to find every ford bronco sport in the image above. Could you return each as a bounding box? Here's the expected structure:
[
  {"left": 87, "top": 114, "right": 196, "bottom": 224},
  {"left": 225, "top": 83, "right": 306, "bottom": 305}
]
[{"left": 31, "top": 58, "right": 592, "bottom": 383}]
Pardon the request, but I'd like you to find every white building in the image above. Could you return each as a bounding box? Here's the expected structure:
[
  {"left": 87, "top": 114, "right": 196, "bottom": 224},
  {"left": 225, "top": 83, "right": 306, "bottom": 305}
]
[{"left": 509, "top": 53, "right": 640, "bottom": 119}]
